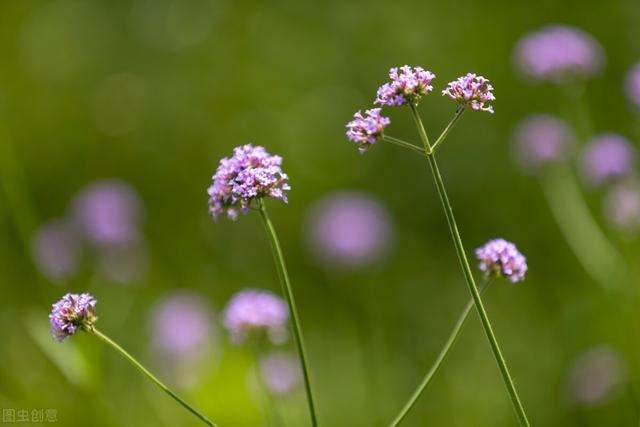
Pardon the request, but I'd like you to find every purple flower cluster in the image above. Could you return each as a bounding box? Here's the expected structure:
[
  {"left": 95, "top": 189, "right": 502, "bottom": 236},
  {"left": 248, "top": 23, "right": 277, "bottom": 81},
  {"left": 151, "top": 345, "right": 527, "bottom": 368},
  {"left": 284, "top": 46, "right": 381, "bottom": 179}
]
[
  {"left": 626, "top": 62, "right": 640, "bottom": 109},
  {"left": 345, "top": 108, "right": 390, "bottom": 153},
  {"left": 604, "top": 184, "right": 640, "bottom": 232},
  {"left": 374, "top": 66, "right": 436, "bottom": 107},
  {"left": 49, "top": 293, "right": 98, "bottom": 341},
  {"left": 567, "top": 345, "right": 627, "bottom": 406},
  {"left": 442, "top": 73, "right": 495, "bottom": 113},
  {"left": 31, "top": 219, "right": 81, "bottom": 282},
  {"left": 207, "top": 144, "right": 290, "bottom": 221},
  {"left": 581, "top": 134, "right": 636, "bottom": 186},
  {"left": 222, "top": 289, "right": 289, "bottom": 345},
  {"left": 515, "top": 25, "right": 604, "bottom": 82},
  {"left": 513, "top": 115, "right": 575, "bottom": 171},
  {"left": 475, "top": 238, "right": 528, "bottom": 283},
  {"left": 259, "top": 351, "right": 302, "bottom": 396}
]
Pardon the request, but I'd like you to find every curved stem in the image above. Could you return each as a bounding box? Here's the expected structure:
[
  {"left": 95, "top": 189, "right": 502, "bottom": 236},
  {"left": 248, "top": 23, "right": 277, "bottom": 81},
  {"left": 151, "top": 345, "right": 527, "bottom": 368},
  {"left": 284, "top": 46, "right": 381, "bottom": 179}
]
[
  {"left": 258, "top": 201, "right": 318, "bottom": 427},
  {"left": 381, "top": 135, "right": 426, "bottom": 156},
  {"left": 389, "top": 280, "right": 492, "bottom": 426},
  {"left": 431, "top": 107, "right": 465, "bottom": 153},
  {"left": 90, "top": 328, "right": 216, "bottom": 427}
]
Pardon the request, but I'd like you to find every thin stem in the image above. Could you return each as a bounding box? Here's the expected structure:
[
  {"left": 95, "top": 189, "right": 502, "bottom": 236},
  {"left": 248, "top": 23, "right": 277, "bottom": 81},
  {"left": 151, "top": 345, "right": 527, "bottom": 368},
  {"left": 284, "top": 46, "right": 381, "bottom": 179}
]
[
  {"left": 258, "top": 201, "right": 318, "bottom": 427},
  {"left": 90, "top": 328, "right": 216, "bottom": 427},
  {"left": 389, "top": 280, "right": 492, "bottom": 426},
  {"left": 425, "top": 154, "right": 530, "bottom": 426},
  {"left": 431, "top": 107, "right": 465, "bottom": 153},
  {"left": 381, "top": 135, "right": 426, "bottom": 156},
  {"left": 409, "top": 103, "right": 432, "bottom": 154}
]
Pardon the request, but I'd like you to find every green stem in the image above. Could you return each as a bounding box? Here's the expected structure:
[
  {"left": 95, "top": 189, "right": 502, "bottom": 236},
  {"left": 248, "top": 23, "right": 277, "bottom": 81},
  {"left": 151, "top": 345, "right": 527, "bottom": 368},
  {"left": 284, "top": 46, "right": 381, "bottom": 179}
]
[
  {"left": 411, "top": 108, "right": 530, "bottom": 426},
  {"left": 258, "top": 201, "right": 318, "bottom": 427},
  {"left": 409, "top": 103, "right": 432, "bottom": 154},
  {"left": 431, "top": 107, "right": 465, "bottom": 153},
  {"left": 389, "top": 280, "right": 492, "bottom": 426},
  {"left": 381, "top": 135, "right": 426, "bottom": 156},
  {"left": 90, "top": 328, "right": 216, "bottom": 427},
  {"left": 540, "top": 163, "right": 628, "bottom": 290}
]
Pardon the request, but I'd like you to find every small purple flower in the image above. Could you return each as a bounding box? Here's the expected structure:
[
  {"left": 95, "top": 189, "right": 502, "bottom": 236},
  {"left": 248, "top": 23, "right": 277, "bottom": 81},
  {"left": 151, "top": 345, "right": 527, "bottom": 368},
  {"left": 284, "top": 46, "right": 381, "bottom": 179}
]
[
  {"left": 513, "top": 115, "right": 575, "bottom": 171},
  {"left": 567, "top": 345, "right": 626, "bottom": 406},
  {"left": 514, "top": 25, "right": 604, "bottom": 82},
  {"left": 259, "top": 351, "right": 302, "bottom": 396},
  {"left": 304, "top": 191, "right": 394, "bottom": 270},
  {"left": 581, "top": 134, "right": 636, "bottom": 186},
  {"left": 150, "top": 291, "right": 214, "bottom": 360},
  {"left": 222, "top": 289, "right": 289, "bottom": 345},
  {"left": 207, "top": 144, "right": 290, "bottom": 221},
  {"left": 345, "top": 108, "right": 390, "bottom": 154},
  {"left": 72, "top": 180, "right": 143, "bottom": 247},
  {"left": 374, "top": 65, "right": 436, "bottom": 107},
  {"left": 31, "top": 219, "right": 82, "bottom": 282},
  {"left": 475, "top": 238, "right": 527, "bottom": 283},
  {"left": 604, "top": 183, "right": 640, "bottom": 232},
  {"left": 49, "top": 293, "right": 98, "bottom": 341},
  {"left": 625, "top": 62, "right": 640, "bottom": 109},
  {"left": 442, "top": 73, "right": 495, "bottom": 113}
]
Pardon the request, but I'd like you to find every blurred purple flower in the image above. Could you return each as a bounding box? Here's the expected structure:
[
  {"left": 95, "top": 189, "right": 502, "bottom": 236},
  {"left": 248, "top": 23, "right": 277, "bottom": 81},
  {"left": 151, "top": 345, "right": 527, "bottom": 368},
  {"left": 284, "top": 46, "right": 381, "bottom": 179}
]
[
  {"left": 475, "top": 238, "right": 527, "bottom": 283},
  {"left": 346, "top": 108, "right": 390, "bottom": 154},
  {"left": 49, "top": 293, "right": 97, "bottom": 341},
  {"left": 581, "top": 134, "right": 636, "bottom": 186},
  {"left": 207, "top": 144, "right": 290, "bottom": 221},
  {"left": 305, "top": 191, "right": 394, "bottom": 270},
  {"left": 222, "top": 289, "right": 289, "bottom": 345},
  {"left": 259, "top": 351, "right": 301, "bottom": 396},
  {"left": 604, "top": 183, "right": 640, "bottom": 232},
  {"left": 513, "top": 115, "right": 575, "bottom": 171},
  {"left": 374, "top": 65, "right": 436, "bottom": 107},
  {"left": 568, "top": 345, "right": 626, "bottom": 406},
  {"left": 73, "top": 180, "right": 143, "bottom": 246},
  {"left": 31, "top": 219, "right": 81, "bottom": 281},
  {"left": 442, "top": 73, "right": 495, "bottom": 113},
  {"left": 514, "top": 25, "right": 604, "bottom": 82},
  {"left": 98, "top": 242, "right": 148, "bottom": 284},
  {"left": 150, "top": 291, "right": 214, "bottom": 360},
  {"left": 625, "top": 62, "right": 640, "bottom": 109}
]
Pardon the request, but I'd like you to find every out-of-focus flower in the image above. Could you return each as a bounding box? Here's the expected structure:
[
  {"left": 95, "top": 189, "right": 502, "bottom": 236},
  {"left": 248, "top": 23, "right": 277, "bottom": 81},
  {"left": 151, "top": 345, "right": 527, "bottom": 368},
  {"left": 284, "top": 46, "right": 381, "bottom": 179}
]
[
  {"left": 31, "top": 219, "right": 81, "bottom": 282},
  {"left": 259, "top": 351, "right": 301, "bottom": 396},
  {"left": 567, "top": 345, "right": 626, "bottom": 406},
  {"left": 98, "top": 242, "right": 148, "bottom": 284},
  {"left": 222, "top": 289, "right": 289, "bottom": 345},
  {"left": 581, "top": 134, "right": 636, "bottom": 186},
  {"left": 50, "top": 293, "right": 98, "bottom": 341},
  {"left": 72, "top": 180, "right": 143, "bottom": 246},
  {"left": 304, "top": 191, "right": 394, "bottom": 270},
  {"left": 207, "top": 144, "right": 290, "bottom": 221},
  {"left": 150, "top": 291, "right": 214, "bottom": 360},
  {"left": 442, "top": 73, "right": 495, "bottom": 113},
  {"left": 514, "top": 25, "right": 604, "bottom": 82},
  {"left": 374, "top": 65, "right": 436, "bottom": 107},
  {"left": 625, "top": 62, "right": 640, "bottom": 109},
  {"left": 513, "top": 115, "right": 575, "bottom": 171},
  {"left": 345, "top": 108, "right": 390, "bottom": 154},
  {"left": 604, "top": 183, "right": 640, "bottom": 232},
  {"left": 475, "top": 238, "right": 527, "bottom": 283}
]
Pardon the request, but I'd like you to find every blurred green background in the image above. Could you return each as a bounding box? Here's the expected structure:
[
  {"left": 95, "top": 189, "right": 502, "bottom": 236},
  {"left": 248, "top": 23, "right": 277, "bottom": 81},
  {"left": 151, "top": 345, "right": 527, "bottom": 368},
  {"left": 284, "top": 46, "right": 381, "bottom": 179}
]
[{"left": 1, "top": 0, "right": 640, "bottom": 425}]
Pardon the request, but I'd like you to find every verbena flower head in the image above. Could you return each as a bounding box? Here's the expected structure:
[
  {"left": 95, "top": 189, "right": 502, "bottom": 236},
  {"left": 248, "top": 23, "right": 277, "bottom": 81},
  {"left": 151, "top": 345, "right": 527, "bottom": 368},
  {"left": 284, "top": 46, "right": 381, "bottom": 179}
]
[
  {"left": 442, "top": 73, "right": 495, "bottom": 113},
  {"left": 222, "top": 289, "right": 289, "bottom": 345},
  {"left": 259, "top": 351, "right": 302, "bottom": 396},
  {"left": 49, "top": 293, "right": 98, "bottom": 341},
  {"left": 568, "top": 345, "right": 627, "bottom": 406},
  {"left": 207, "top": 144, "right": 290, "bottom": 221},
  {"left": 305, "top": 191, "right": 394, "bottom": 270},
  {"left": 604, "top": 183, "right": 640, "bottom": 232},
  {"left": 581, "top": 134, "right": 636, "bottom": 186},
  {"left": 515, "top": 25, "right": 604, "bottom": 82},
  {"left": 514, "top": 115, "right": 575, "bottom": 171},
  {"left": 625, "top": 62, "right": 640, "bottom": 109},
  {"left": 31, "top": 219, "right": 81, "bottom": 282},
  {"left": 72, "top": 180, "right": 142, "bottom": 247},
  {"left": 475, "top": 238, "right": 527, "bottom": 283},
  {"left": 345, "top": 108, "right": 390, "bottom": 154},
  {"left": 374, "top": 65, "right": 436, "bottom": 106}
]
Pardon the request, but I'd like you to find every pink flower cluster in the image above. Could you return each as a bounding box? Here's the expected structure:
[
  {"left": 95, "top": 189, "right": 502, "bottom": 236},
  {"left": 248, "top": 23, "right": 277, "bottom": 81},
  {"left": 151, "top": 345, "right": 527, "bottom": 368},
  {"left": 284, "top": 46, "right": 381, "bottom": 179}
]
[
  {"left": 374, "top": 66, "right": 436, "bottom": 107},
  {"left": 345, "top": 108, "right": 390, "bottom": 153},
  {"left": 442, "top": 73, "right": 495, "bottom": 113}
]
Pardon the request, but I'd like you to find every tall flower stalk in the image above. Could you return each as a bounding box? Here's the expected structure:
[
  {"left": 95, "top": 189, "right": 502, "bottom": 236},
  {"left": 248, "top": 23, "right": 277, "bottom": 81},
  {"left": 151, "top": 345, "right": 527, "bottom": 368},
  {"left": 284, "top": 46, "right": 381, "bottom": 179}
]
[
  {"left": 207, "top": 144, "right": 318, "bottom": 425},
  {"left": 49, "top": 293, "right": 216, "bottom": 426},
  {"left": 347, "top": 67, "right": 530, "bottom": 425}
]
